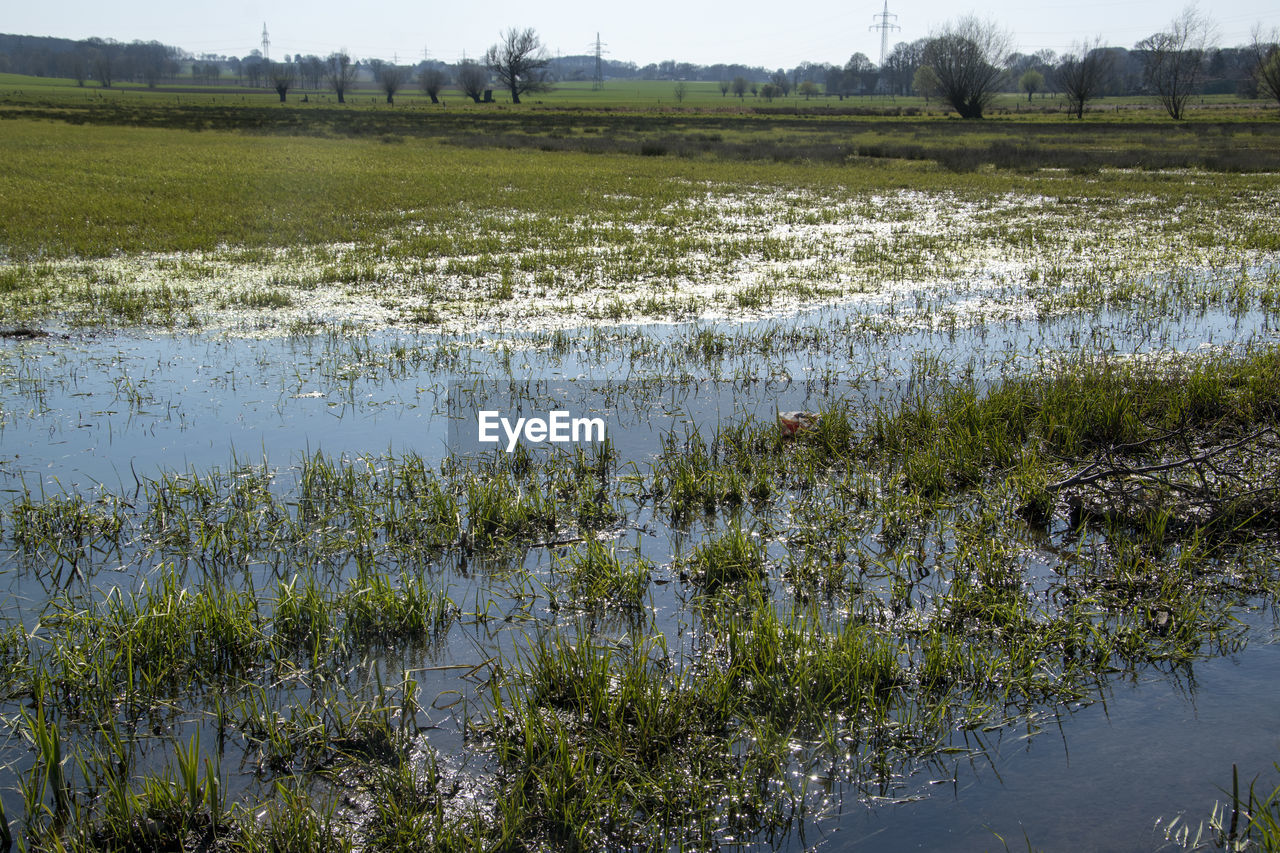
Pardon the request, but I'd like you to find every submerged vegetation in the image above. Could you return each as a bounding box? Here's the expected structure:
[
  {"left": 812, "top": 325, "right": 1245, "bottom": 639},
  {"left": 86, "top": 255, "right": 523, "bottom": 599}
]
[
  {"left": 1, "top": 92, "right": 1279, "bottom": 850},
  {"left": 2, "top": 346, "right": 1280, "bottom": 849}
]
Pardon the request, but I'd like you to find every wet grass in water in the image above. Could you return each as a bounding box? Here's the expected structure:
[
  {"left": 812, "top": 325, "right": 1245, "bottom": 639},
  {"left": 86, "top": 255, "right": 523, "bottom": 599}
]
[
  {"left": 2, "top": 112, "right": 1278, "bottom": 334},
  {"left": 554, "top": 538, "right": 651, "bottom": 611},
  {"left": 1, "top": 343, "right": 1278, "bottom": 848},
  {"left": 2, "top": 93, "right": 1279, "bottom": 847},
  {"left": 682, "top": 522, "right": 769, "bottom": 593}
]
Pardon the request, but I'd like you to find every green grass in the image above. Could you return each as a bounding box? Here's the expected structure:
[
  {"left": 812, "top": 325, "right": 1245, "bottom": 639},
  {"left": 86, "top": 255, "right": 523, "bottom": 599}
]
[
  {"left": 2, "top": 343, "right": 1279, "bottom": 847},
  {"left": 0, "top": 80, "right": 1278, "bottom": 850},
  {"left": 2, "top": 98, "right": 1277, "bottom": 332},
  {"left": 4, "top": 69, "right": 1276, "bottom": 114},
  {"left": 555, "top": 538, "right": 651, "bottom": 609},
  {"left": 683, "top": 521, "right": 769, "bottom": 592}
]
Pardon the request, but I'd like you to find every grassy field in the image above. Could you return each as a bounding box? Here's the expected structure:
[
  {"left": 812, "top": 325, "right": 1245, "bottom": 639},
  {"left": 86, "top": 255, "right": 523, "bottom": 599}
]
[
  {"left": 1, "top": 84, "right": 1280, "bottom": 851},
  {"left": 2, "top": 99, "right": 1277, "bottom": 333},
  {"left": 4, "top": 69, "right": 1277, "bottom": 112}
]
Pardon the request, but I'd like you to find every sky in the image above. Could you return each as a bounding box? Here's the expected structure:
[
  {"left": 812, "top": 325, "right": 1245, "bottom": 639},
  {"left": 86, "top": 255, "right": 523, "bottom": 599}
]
[{"left": 6, "top": 0, "right": 1277, "bottom": 69}]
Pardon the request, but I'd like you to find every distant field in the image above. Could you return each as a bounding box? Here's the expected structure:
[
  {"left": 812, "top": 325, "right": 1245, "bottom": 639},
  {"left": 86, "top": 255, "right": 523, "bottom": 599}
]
[
  {"left": 4, "top": 69, "right": 1279, "bottom": 180},
  {"left": 3, "top": 70, "right": 1275, "bottom": 114},
  {"left": 3, "top": 110, "right": 1278, "bottom": 259}
]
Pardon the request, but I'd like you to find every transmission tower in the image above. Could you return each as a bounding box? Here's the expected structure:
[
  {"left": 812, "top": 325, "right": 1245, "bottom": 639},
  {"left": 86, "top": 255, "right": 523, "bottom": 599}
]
[
  {"left": 868, "top": 1, "right": 899, "bottom": 68},
  {"left": 591, "top": 33, "right": 608, "bottom": 90},
  {"left": 261, "top": 22, "right": 270, "bottom": 61}
]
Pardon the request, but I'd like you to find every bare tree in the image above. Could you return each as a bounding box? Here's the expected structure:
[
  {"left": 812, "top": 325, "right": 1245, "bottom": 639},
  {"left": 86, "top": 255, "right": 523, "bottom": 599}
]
[
  {"left": 90, "top": 45, "right": 115, "bottom": 88},
  {"left": 243, "top": 54, "right": 264, "bottom": 88},
  {"left": 419, "top": 67, "right": 447, "bottom": 103},
  {"left": 271, "top": 62, "right": 294, "bottom": 102},
  {"left": 673, "top": 81, "right": 687, "bottom": 102},
  {"left": 297, "top": 55, "right": 325, "bottom": 91},
  {"left": 732, "top": 76, "right": 748, "bottom": 99},
  {"left": 326, "top": 52, "right": 356, "bottom": 104},
  {"left": 373, "top": 62, "right": 408, "bottom": 104},
  {"left": 718, "top": 79, "right": 730, "bottom": 97},
  {"left": 1250, "top": 24, "right": 1280, "bottom": 108},
  {"left": 1057, "top": 38, "right": 1112, "bottom": 119},
  {"left": 484, "top": 27, "right": 551, "bottom": 104},
  {"left": 883, "top": 40, "right": 926, "bottom": 96},
  {"left": 70, "top": 48, "right": 88, "bottom": 87},
  {"left": 195, "top": 61, "right": 222, "bottom": 85},
  {"left": 134, "top": 41, "right": 171, "bottom": 88},
  {"left": 920, "top": 17, "right": 1013, "bottom": 118},
  {"left": 1136, "top": 6, "right": 1215, "bottom": 120},
  {"left": 456, "top": 59, "right": 488, "bottom": 103}
]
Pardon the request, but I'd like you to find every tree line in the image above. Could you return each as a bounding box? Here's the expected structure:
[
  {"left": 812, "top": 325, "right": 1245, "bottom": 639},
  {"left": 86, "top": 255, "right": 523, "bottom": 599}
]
[
  {"left": 904, "top": 10, "right": 1278, "bottom": 119},
  {"left": 1, "top": 11, "right": 1277, "bottom": 118},
  {"left": 0, "top": 34, "right": 180, "bottom": 89}
]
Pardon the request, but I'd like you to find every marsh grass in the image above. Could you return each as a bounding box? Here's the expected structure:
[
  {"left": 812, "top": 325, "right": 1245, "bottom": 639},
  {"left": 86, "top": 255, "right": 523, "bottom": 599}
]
[
  {"left": 476, "top": 630, "right": 799, "bottom": 848},
  {"left": 2, "top": 107, "right": 1278, "bottom": 334},
  {"left": 1161, "top": 763, "right": 1280, "bottom": 852},
  {"left": 234, "top": 781, "right": 351, "bottom": 853},
  {"left": 554, "top": 538, "right": 651, "bottom": 610},
  {"left": 359, "top": 754, "right": 467, "bottom": 853},
  {"left": 8, "top": 490, "right": 125, "bottom": 572},
  {"left": 85, "top": 732, "right": 228, "bottom": 852},
  {"left": 683, "top": 522, "right": 769, "bottom": 592},
  {"left": 3, "top": 344, "right": 1278, "bottom": 847},
  {"left": 1, "top": 91, "right": 1279, "bottom": 846}
]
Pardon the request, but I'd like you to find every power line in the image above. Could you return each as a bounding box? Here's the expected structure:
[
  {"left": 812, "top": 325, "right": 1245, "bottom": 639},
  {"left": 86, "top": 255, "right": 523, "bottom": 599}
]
[
  {"left": 590, "top": 32, "right": 608, "bottom": 90},
  {"left": 869, "top": 1, "right": 900, "bottom": 68}
]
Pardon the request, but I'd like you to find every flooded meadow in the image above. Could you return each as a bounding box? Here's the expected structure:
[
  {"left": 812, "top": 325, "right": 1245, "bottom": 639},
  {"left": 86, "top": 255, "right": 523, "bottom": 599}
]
[{"left": 2, "top": 119, "right": 1280, "bottom": 851}]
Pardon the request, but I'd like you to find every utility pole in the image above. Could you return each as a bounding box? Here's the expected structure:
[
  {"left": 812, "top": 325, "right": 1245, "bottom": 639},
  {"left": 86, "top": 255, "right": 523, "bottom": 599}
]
[{"left": 868, "top": 1, "right": 899, "bottom": 68}]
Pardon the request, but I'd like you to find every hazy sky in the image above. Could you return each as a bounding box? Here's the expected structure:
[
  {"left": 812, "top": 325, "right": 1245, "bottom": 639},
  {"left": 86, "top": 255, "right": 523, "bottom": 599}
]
[{"left": 7, "top": 0, "right": 1276, "bottom": 69}]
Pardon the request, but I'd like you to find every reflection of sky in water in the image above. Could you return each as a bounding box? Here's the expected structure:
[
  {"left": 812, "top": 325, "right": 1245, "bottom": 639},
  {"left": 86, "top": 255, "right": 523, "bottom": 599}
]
[
  {"left": 826, "top": 611, "right": 1280, "bottom": 851},
  {"left": 1, "top": 296, "right": 1279, "bottom": 850},
  {"left": 446, "top": 378, "right": 863, "bottom": 459},
  {"left": 3, "top": 298, "right": 1276, "bottom": 490}
]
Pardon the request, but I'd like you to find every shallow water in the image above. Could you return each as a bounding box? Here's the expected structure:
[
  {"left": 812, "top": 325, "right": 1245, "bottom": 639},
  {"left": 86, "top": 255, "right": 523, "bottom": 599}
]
[
  {"left": 825, "top": 609, "right": 1280, "bottom": 851},
  {"left": 3, "top": 297, "right": 1275, "bottom": 490},
  {"left": 2, "top": 288, "right": 1279, "bottom": 848}
]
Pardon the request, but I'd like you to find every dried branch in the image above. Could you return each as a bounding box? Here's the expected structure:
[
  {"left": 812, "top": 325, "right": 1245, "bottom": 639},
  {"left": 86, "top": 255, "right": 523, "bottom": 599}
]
[{"left": 1047, "top": 427, "right": 1276, "bottom": 493}]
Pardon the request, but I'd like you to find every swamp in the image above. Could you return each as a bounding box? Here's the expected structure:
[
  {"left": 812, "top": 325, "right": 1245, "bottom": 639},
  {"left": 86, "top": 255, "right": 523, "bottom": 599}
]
[{"left": 1, "top": 88, "right": 1279, "bottom": 851}]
